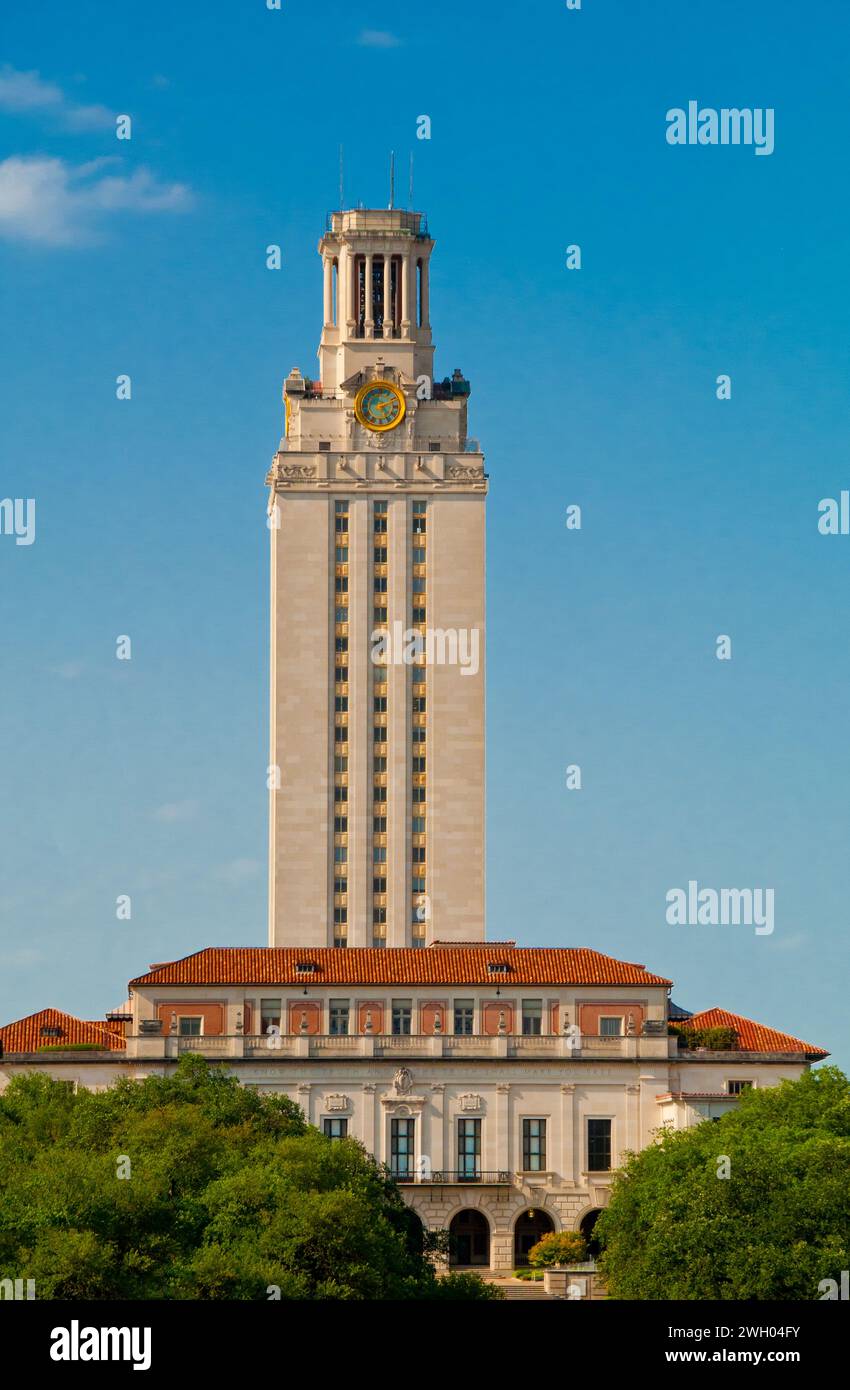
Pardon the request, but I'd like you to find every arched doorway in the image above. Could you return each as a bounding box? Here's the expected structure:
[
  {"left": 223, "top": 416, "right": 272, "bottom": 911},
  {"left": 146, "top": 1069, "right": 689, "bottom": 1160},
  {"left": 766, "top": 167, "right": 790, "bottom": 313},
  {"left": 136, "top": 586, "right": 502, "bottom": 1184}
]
[
  {"left": 449, "top": 1209, "right": 490, "bottom": 1267},
  {"left": 514, "top": 1208, "right": 554, "bottom": 1266},
  {"left": 580, "top": 1208, "right": 603, "bottom": 1259}
]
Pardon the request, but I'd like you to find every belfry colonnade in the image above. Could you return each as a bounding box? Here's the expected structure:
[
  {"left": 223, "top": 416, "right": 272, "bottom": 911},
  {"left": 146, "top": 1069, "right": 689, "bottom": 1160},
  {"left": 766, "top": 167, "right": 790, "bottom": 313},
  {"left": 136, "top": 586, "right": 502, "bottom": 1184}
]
[{"left": 321, "top": 246, "right": 430, "bottom": 338}]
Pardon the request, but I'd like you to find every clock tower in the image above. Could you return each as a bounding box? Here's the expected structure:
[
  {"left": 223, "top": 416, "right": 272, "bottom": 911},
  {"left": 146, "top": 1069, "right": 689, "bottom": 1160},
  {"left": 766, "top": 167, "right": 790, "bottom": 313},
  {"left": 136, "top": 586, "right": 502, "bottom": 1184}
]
[{"left": 267, "top": 207, "right": 487, "bottom": 950}]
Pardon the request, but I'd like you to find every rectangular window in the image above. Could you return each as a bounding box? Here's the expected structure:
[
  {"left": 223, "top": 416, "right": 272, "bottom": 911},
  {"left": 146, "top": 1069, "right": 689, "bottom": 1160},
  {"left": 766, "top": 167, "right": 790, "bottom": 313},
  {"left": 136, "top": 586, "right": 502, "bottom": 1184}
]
[
  {"left": 374, "top": 547, "right": 388, "bottom": 563},
  {"left": 522, "top": 1118, "right": 546, "bottom": 1171},
  {"left": 521, "top": 1000, "right": 543, "bottom": 1036},
  {"left": 412, "top": 816, "right": 425, "bottom": 833},
  {"left": 392, "top": 1000, "right": 412, "bottom": 1035},
  {"left": 374, "top": 576, "right": 388, "bottom": 593},
  {"left": 335, "top": 547, "right": 348, "bottom": 563},
  {"left": 599, "top": 1016, "right": 623, "bottom": 1037},
  {"left": 373, "top": 786, "right": 387, "bottom": 803},
  {"left": 333, "top": 876, "right": 347, "bottom": 894},
  {"left": 412, "top": 876, "right": 426, "bottom": 893},
  {"left": 412, "top": 697, "right": 426, "bottom": 713},
  {"left": 412, "top": 846, "right": 426, "bottom": 863},
  {"left": 178, "top": 1016, "right": 202, "bottom": 1037},
  {"left": 373, "top": 756, "right": 387, "bottom": 772},
  {"left": 334, "top": 846, "right": 347, "bottom": 863},
  {"left": 334, "top": 787, "right": 348, "bottom": 803},
  {"left": 458, "top": 1118, "right": 481, "bottom": 1180},
  {"left": 412, "top": 787, "right": 426, "bottom": 803},
  {"left": 727, "top": 1080, "right": 753, "bottom": 1096},
  {"left": 373, "top": 877, "right": 387, "bottom": 893},
  {"left": 413, "top": 548, "right": 426, "bottom": 564},
  {"left": 260, "top": 998, "right": 281, "bottom": 1034},
  {"left": 374, "top": 697, "right": 387, "bottom": 713},
  {"left": 587, "top": 1118, "right": 612, "bottom": 1172},
  {"left": 329, "top": 1001, "right": 349, "bottom": 1036},
  {"left": 373, "top": 815, "right": 387, "bottom": 832},
  {"left": 390, "top": 1117, "right": 415, "bottom": 1179},
  {"left": 333, "top": 935, "right": 347, "bottom": 949},
  {"left": 323, "top": 1117, "right": 348, "bottom": 1139},
  {"left": 333, "top": 816, "right": 348, "bottom": 832},
  {"left": 333, "top": 907, "right": 347, "bottom": 925},
  {"left": 334, "top": 696, "right": 348, "bottom": 712},
  {"left": 454, "top": 1000, "right": 474, "bottom": 1035},
  {"left": 373, "top": 846, "right": 387, "bottom": 863},
  {"left": 373, "top": 906, "right": 387, "bottom": 924}
]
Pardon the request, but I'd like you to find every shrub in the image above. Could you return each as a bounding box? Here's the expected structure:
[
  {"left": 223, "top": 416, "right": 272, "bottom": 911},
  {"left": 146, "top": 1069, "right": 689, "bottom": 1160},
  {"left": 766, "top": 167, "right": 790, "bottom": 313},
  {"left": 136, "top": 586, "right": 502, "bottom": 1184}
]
[{"left": 528, "top": 1231, "right": 586, "bottom": 1268}]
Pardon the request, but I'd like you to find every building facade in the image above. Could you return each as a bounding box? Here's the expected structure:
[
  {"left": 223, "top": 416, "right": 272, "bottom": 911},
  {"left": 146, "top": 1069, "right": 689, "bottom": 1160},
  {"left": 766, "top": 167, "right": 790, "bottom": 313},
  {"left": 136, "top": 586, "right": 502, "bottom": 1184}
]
[
  {"left": 268, "top": 207, "right": 486, "bottom": 950},
  {"left": 0, "top": 946, "right": 827, "bottom": 1271},
  {"left": 0, "top": 207, "right": 829, "bottom": 1274}
]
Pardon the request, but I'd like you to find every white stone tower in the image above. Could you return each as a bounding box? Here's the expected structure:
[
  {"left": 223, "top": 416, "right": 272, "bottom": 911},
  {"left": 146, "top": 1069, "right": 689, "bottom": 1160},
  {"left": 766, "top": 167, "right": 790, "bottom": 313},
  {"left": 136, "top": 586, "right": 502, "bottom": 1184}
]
[{"left": 267, "top": 207, "right": 487, "bottom": 949}]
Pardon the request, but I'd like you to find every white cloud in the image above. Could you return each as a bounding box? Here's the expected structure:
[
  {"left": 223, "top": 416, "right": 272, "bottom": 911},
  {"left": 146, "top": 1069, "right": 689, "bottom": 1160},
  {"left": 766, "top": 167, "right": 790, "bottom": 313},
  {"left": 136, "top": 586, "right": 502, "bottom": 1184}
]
[
  {"left": 357, "top": 29, "right": 403, "bottom": 47},
  {"left": 153, "top": 800, "right": 199, "bottom": 823},
  {"left": 0, "top": 155, "right": 193, "bottom": 245},
  {"left": 0, "top": 64, "right": 113, "bottom": 131},
  {"left": 49, "top": 660, "right": 84, "bottom": 679},
  {"left": 216, "top": 858, "right": 262, "bottom": 885},
  {"left": 0, "top": 947, "right": 46, "bottom": 967}
]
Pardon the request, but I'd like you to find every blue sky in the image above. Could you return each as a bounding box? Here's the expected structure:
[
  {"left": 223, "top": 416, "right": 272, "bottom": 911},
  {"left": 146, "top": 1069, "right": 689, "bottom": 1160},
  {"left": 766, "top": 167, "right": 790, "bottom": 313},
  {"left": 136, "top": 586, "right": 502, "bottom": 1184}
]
[{"left": 1, "top": 0, "right": 848, "bottom": 1069}]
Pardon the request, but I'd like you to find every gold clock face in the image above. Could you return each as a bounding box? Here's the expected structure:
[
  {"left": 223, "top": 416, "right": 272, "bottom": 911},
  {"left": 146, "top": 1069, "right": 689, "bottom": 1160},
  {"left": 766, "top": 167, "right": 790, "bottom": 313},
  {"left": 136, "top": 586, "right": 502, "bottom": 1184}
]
[{"left": 354, "top": 381, "right": 405, "bottom": 432}]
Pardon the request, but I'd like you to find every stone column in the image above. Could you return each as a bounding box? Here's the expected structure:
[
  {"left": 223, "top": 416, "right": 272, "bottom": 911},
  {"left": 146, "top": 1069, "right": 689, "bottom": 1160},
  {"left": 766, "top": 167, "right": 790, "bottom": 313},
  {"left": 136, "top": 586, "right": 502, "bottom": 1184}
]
[
  {"left": 364, "top": 253, "right": 374, "bottom": 337},
  {"left": 323, "top": 256, "right": 333, "bottom": 326},
  {"left": 401, "top": 253, "right": 411, "bottom": 335},
  {"left": 345, "top": 250, "right": 357, "bottom": 334},
  {"left": 420, "top": 255, "right": 430, "bottom": 329},
  {"left": 382, "top": 255, "right": 393, "bottom": 337}
]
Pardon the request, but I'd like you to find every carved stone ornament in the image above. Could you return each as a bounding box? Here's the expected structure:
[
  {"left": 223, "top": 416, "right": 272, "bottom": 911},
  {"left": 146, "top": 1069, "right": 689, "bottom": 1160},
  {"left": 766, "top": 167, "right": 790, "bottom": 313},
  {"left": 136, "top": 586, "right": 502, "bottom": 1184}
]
[
  {"left": 281, "top": 464, "right": 316, "bottom": 479},
  {"left": 446, "top": 464, "right": 484, "bottom": 480},
  {"left": 393, "top": 1066, "right": 414, "bottom": 1094},
  {"left": 325, "top": 1093, "right": 349, "bottom": 1112},
  {"left": 458, "top": 1093, "right": 482, "bottom": 1112}
]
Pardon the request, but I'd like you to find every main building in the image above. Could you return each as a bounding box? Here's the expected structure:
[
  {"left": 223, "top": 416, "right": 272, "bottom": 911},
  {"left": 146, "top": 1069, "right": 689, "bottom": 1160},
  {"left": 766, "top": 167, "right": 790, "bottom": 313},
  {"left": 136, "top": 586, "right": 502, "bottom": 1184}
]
[{"left": 0, "top": 206, "right": 827, "bottom": 1272}]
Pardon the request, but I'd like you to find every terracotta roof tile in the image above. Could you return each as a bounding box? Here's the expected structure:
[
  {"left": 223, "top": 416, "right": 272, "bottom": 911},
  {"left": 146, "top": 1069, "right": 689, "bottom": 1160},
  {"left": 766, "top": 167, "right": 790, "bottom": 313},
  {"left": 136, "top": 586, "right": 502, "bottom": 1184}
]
[
  {"left": 129, "top": 946, "right": 673, "bottom": 988},
  {"left": 0, "top": 1008, "right": 126, "bottom": 1055},
  {"left": 679, "top": 1007, "right": 828, "bottom": 1059}
]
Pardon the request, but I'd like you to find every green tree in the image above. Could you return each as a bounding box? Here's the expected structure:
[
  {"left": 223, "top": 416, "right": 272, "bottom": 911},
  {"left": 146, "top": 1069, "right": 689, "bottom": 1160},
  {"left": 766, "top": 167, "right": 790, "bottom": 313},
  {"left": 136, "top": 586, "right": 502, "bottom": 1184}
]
[
  {"left": 596, "top": 1066, "right": 850, "bottom": 1300},
  {"left": 528, "top": 1230, "right": 586, "bottom": 1268},
  {"left": 0, "top": 1055, "right": 501, "bottom": 1301}
]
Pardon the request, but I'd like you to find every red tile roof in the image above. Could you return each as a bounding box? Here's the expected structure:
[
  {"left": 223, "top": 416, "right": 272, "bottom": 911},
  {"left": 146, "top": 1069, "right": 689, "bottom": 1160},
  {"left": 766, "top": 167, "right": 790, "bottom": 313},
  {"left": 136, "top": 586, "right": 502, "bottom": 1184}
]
[
  {"left": 679, "top": 1008, "right": 828, "bottom": 1059},
  {"left": 0, "top": 1008, "right": 126, "bottom": 1055},
  {"left": 129, "top": 946, "right": 673, "bottom": 988}
]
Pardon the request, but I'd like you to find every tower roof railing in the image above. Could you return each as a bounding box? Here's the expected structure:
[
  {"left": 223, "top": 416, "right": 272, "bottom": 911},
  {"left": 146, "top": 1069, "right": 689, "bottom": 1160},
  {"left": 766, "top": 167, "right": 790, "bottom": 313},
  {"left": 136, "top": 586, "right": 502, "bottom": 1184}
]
[{"left": 324, "top": 209, "right": 429, "bottom": 238}]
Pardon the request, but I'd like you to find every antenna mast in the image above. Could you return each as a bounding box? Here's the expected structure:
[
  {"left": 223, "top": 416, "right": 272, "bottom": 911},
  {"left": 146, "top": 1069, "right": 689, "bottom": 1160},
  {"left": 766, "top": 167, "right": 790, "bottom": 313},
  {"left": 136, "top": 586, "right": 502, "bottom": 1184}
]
[
  {"left": 409, "top": 152, "right": 414, "bottom": 208},
  {"left": 338, "top": 144, "right": 344, "bottom": 210},
  {"left": 389, "top": 150, "right": 395, "bottom": 209}
]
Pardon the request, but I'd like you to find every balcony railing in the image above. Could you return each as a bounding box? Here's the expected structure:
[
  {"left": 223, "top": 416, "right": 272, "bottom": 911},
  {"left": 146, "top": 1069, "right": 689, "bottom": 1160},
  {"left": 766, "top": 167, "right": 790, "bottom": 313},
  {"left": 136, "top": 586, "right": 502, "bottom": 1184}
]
[
  {"left": 127, "top": 1031, "right": 672, "bottom": 1061},
  {"left": 394, "top": 1171, "right": 512, "bottom": 1186}
]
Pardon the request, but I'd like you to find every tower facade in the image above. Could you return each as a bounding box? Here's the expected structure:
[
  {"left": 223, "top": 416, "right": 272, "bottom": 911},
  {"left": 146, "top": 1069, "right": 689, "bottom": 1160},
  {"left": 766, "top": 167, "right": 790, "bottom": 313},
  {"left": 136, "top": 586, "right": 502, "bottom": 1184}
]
[{"left": 267, "top": 208, "right": 487, "bottom": 949}]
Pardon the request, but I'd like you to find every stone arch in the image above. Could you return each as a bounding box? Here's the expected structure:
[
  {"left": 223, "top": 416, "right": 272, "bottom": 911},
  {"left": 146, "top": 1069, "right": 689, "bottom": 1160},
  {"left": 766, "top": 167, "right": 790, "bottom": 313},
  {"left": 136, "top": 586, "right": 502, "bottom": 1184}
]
[
  {"left": 448, "top": 1207, "right": 491, "bottom": 1268},
  {"left": 577, "top": 1205, "right": 604, "bottom": 1258},
  {"left": 513, "top": 1205, "right": 556, "bottom": 1267}
]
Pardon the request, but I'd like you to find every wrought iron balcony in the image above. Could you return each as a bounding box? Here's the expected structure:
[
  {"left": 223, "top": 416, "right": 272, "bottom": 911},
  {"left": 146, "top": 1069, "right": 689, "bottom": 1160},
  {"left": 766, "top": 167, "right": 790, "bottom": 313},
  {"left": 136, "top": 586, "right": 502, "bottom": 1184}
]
[{"left": 394, "top": 1170, "right": 512, "bottom": 1186}]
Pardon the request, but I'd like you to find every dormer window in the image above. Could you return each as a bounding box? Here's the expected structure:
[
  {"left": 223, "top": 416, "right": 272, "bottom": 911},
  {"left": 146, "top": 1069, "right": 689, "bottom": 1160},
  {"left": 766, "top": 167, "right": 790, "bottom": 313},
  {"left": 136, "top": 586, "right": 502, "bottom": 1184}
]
[
  {"left": 295, "top": 962, "right": 318, "bottom": 974},
  {"left": 487, "top": 962, "right": 510, "bottom": 975},
  {"left": 40, "top": 1026, "right": 62, "bottom": 1038}
]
